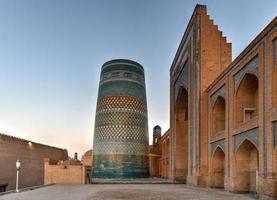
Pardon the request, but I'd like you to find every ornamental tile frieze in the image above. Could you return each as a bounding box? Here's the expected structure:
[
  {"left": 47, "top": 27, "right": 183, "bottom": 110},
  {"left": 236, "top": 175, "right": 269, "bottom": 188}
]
[
  {"left": 234, "top": 128, "right": 259, "bottom": 151},
  {"left": 93, "top": 59, "right": 149, "bottom": 178},
  {"left": 211, "top": 139, "right": 225, "bottom": 154},
  {"left": 210, "top": 85, "right": 226, "bottom": 107},
  {"left": 100, "top": 70, "right": 145, "bottom": 87},
  {"left": 234, "top": 56, "right": 259, "bottom": 91},
  {"left": 174, "top": 62, "right": 188, "bottom": 102}
]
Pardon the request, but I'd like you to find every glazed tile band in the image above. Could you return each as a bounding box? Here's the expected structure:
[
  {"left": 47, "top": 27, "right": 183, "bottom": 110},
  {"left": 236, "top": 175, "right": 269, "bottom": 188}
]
[{"left": 92, "top": 59, "right": 149, "bottom": 179}]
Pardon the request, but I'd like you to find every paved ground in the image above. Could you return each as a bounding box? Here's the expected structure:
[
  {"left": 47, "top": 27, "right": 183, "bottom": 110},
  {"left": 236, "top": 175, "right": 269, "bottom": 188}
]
[{"left": 0, "top": 184, "right": 255, "bottom": 200}]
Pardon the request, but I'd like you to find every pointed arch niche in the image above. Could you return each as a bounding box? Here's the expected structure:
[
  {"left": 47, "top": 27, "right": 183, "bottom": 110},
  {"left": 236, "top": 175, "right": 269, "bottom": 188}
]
[
  {"left": 212, "top": 96, "right": 226, "bottom": 134},
  {"left": 234, "top": 73, "right": 259, "bottom": 125},
  {"left": 211, "top": 147, "right": 225, "bottom": 188},
  {"left": 234, "top": 139, "right": 259, "bottom": 193},
  {"left": 174, "top": 87, "right": 189, "bottom": 181},
  {"left": 233, "top": 57, "right": 259, "bottom": 126},
  {"left": 210, "top": 86, "right": 226, "bottom": 136}
]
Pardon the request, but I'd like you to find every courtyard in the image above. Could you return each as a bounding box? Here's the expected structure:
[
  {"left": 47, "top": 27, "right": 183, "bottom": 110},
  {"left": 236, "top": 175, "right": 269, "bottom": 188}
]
[{"left": 0, "top": 184, "right": 255, "bottom": 200}]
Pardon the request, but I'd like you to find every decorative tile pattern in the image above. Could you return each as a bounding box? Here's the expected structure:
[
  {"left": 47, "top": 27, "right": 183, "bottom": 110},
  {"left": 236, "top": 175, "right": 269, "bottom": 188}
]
[
  {"left": 273, "top": 108, "right": 277, "bottom": 119},
  {"left": 234, "top": 56, "right": 259, "bottom": 91},
  {"left": 95, "top": 110, "right": 147, "bottom": 127},
  {"left": 273, "top": 121, "right": 277, "bottom": 146},
  {"left": 93, "top": 155, "right": 149, "bottom": 178},
  {"left": 93, "top": 142, "right": 148, "bottom": 155},
  {"left": 211, "top": 139, "right": 225, "bottom": 154},
  {"left": 174, "top": 62, "right": 188, "bottom": 102},
  {"left": 94, "top": 125, "right": 148, "bottom": 143},
  {"left": 97, "top": 96, "right": 147, "bottom": 112},
  {"left": 102, "top": 60, "right": 144, "bottom": 74},
  {"left": 98, "top": 80, "right": 146, "bottom": 100},
  {"left": 196, "top": 14, "right": 201, "bottom": 170},
  {"left": 234, "top": 128, "right": 259, "bottom": 151},
  {"left": 93, "top": 59, "right": 149, "bottom": 179},
  {"left": 211, "top": 85, "right": 226, "bottom": 107},
  {"left": 273, "top": 38, "right": 277, "bottom": 63},
  {"left": 100, "top": 70, "right": 145, "bottom": 87}
]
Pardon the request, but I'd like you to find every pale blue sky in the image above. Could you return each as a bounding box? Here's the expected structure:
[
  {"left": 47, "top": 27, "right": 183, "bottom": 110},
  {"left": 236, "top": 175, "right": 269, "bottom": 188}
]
[{"left": 0, "top": 0, "right": 276, "bottom": 157}]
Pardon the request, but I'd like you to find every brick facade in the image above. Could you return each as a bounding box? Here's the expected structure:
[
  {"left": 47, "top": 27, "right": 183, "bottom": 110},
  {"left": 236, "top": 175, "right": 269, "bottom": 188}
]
[
  {"left": 206, "top": 16, "right": 277, "bottom": 197},
  {"left": 149, "top": 126, "right": 170, "bottom": 178},
  {"left": 166, "top": 4, "right": 276, "bottom": 198},
  {"left": 169, "top": 4, "right": 232, "bottom": 185}
]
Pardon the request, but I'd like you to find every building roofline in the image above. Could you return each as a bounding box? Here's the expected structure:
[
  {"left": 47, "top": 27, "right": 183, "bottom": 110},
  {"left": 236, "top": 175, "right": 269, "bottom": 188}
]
[
  {"left": 161, "top": 129, "right": 170, "bottom": 140},
  {"left": 207, "top": 16, "right": 277, "bottom": 92},
  {"left": 0, "top": 133, "right": 67, "bottom": 152},
  {"left": 170, "top": 4, "right": 207, "bottom": 74},
  {"left": 102, "top": 59, "right": 144, "bottom": 71}
]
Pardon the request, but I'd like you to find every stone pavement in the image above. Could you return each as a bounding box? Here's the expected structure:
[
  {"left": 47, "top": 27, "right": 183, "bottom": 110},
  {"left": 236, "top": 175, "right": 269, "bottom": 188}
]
[{"left": 0, "top": 184, "right": 255, "bottom": 200}]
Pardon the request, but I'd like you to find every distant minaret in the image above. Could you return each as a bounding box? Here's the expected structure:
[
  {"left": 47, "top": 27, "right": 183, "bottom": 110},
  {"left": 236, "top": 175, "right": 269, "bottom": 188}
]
[
  {"left": 153, "top": 125, "right": 161, "bottom": 146},
  {"left": 74, "top": 152, "right": 78, "bottom": 160},
  {"left": 92, "top": 59, "right": 149, "bottom": 179}
]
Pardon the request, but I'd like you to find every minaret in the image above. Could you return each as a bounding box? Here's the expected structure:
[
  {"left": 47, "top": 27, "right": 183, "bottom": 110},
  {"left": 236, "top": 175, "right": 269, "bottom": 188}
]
[
  {"left": 153, "top": 125, "right": 161, "bottom": 146},
  {"left": 92, "top": 59, "right": 149, "bottom": 178}
]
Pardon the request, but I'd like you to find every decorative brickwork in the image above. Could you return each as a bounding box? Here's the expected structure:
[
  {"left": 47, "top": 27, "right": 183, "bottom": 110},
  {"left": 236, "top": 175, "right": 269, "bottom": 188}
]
[
  {"left": 205, "top": 11, "right": 276, "bottom": 198},
  {"left": 168, "top": 4, "right": 276, "bottom": 198},
  {"left": 170, "top": 4, "right": 232, "bottom": 184},
  {"left": 97, "top": 96, "right": 147, "bottom": 112},
  {"left": 95, "top": 111, "right": 147, "bottom": 128}
]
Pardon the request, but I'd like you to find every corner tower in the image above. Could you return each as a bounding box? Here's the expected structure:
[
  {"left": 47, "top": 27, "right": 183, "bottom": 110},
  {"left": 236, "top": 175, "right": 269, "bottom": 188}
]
[{"left": 92, "top": 59, "right": 149, "bottom": 178}]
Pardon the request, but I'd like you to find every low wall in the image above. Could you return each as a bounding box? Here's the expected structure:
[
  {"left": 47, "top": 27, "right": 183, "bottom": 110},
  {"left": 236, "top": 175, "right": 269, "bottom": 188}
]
[{"left": 44, "top": 159, "right": 85, "bottom": 184}]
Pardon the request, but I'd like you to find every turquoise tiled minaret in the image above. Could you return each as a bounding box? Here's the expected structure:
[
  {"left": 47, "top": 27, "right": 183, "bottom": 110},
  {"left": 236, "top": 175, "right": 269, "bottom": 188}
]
[{"left": 92, "top": 59, "right": 149, "bottom": 178}]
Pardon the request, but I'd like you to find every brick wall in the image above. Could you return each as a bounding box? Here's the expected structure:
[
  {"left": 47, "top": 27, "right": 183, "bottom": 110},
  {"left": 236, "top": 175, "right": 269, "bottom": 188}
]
[
  {"left": 44, "top": 159, "right": 84, "bottom": 185},
  {"left": 149, "top": 129, "right": 170, "bottom": 178},
  {"left": 0, "top": 134, "right": 68, "bottom": 191}
]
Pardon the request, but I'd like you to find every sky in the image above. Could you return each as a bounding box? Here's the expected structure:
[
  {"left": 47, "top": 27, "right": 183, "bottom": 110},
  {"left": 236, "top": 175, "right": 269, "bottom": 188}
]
[{"left": 0, "top": 0, "right": 276, "bottom": 157}]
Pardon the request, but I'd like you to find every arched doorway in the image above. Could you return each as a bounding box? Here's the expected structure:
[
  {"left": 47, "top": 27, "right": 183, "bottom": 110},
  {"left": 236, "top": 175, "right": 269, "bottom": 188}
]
[
  {"left": 235, "top": 139, "right": 259, "bottom": 193},
  {"left": 212, "top": 96, "right": 226, "bottom": 134},
  {"left": 235, "top": 73, "right": 259, "bottom": 125},
  {"left": 211, "top": 147, "right": 225, "bottom": 188},
  {"left": 175, "top": 88, "right": 188, "bottom": 181}
]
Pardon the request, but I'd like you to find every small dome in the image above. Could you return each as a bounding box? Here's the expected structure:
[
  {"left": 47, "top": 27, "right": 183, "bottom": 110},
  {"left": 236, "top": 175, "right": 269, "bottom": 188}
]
[
  {"left": 153, "top": 125, "right": 161, "bottom": 133},
  {"left": 102, "top": 59, "right": 144, "bottom": 71},
  {"left": 153, "top": 125, "right": 161, "bottom": 130},
  {"left": 83, "top": 149, "right": 92, "bottom": 157}
]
